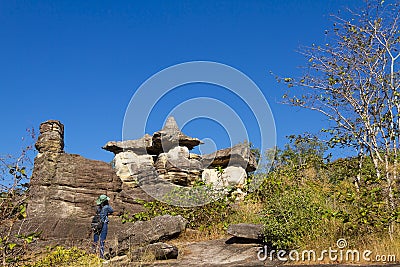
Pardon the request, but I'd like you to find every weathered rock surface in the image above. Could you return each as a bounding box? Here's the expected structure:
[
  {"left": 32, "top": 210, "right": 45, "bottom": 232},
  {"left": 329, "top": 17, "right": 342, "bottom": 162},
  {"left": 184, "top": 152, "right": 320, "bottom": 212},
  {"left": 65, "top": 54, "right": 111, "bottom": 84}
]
[
  {"left": 108, "top": 237, "right": 279, "bottom": 266},
  {"left": 202, "top": 168, "right": 228, "bottom": 188},
  {"left": 113, "top": 151, "right": 155, "bottom": 186},
  {"left": 152, "top": 117, "right": 203, "bottom": 153},
  {"left": 201, "top": 142, "right": 257, "bottom": 172},
  {"left": 117, "top": 215, "right": 187, "bottom": 254},
  {"left": 227, "top": 223, "right": 264, "bottom": 241},
  {"left": 155, "top": 146, "right": 203, "bottom": 186},
  {"left": 142, "top": 239, "right": 267, "bottom": 267},
  {"left": 103, "top": 117, "right": 202, "bottom": 156},
  {"left": 103, "top": 117, "right": 257, "bottom": 190},
  {"left": 28, "top": 152, "right": 150, "bottom": 219},
  {"left": 224, "top": 166, "right": 247, "bottom": 186},
  {"left": 35, "top": 120, "right": 64, "bottom": 154},
  {"left": 102, "top": 134, "right": 154, "bottom": 155},
  {"left": 20, "top": 120, "right": 154, "bottom": 248},
  {"left": 104, "top": 255, "right": 130, "bottom": 266},
  {"left": 131, "top": 242, "right": 179, "bottom": 261},
  {"left": 202, "top": 166, "right": 247, "bottom": 188}
]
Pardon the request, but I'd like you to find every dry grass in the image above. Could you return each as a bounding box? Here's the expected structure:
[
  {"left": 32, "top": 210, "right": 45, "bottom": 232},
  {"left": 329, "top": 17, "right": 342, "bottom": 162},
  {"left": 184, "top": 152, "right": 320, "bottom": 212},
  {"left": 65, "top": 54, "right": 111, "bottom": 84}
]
[
  {"left": 169, "top": 200, "right": 263, "bottom": 245},
  {"left": 282, "top": 228, "right": 400, "bottom": 265}
]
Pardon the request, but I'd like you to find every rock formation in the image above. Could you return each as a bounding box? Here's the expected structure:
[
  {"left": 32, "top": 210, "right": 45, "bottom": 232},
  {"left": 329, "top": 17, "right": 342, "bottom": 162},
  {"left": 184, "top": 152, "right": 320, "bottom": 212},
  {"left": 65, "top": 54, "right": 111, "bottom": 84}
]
[
  {"left": 19, "top": 120, "right": 190, "bottom": 254},
  {"left": 29, "top": 120, "right": 150, "bottom": 220},
  {"left": 103, "top": 117, "right": 257, "bottom": 190},
  {"left": 12, "top": 119, "right": 261, "bottom": 264},
  {"left": 35, "top": 119, "right": 64, "bottom": 155}
]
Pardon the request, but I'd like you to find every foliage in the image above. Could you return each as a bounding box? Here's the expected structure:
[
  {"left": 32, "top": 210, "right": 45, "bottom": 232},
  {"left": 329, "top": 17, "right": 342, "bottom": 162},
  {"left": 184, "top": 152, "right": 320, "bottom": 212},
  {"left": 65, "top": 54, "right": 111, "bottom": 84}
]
[
  {"left": 0, "top": 129, "right": 37, "bottom": 266},
  {"left": 27, "top": 246, "right": 101, "bottom": 267},
  {"left": 121, "top": 196, "right": 236, "bottom": 231},
  {"left": 260, "top": 183, "right": 325, "bottom": 249},
  {"left": 277, "top": 0, "right": 400, "bottom": 237},
  {"left": 249, "top": 134, "right": 400, "bottom": 249}
]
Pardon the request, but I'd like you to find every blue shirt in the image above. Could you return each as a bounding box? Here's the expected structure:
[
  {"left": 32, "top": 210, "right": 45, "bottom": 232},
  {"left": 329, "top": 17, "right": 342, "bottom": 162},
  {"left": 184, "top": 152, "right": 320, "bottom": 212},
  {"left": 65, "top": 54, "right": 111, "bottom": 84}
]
[{"left": 97, "top": 204, "right": 114, "bottom": 223}]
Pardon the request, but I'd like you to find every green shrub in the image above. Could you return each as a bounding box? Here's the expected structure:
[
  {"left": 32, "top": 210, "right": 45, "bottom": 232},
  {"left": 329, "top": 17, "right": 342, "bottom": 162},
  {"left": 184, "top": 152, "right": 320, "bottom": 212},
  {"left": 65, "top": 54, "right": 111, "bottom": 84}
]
[
  {"left": 122, "top": 196, "right": 237, "bottom": 229},
  {"left": 260, "top": 185, "right": 324, "bottom": 249}
]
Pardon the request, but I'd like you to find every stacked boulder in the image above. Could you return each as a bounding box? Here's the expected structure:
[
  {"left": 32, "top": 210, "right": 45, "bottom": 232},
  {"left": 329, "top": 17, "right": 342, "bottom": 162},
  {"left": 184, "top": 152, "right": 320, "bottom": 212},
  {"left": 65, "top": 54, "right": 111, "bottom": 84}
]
[
  {"left": 103, "top": 117, "right": 204, "bottom": 187},
  {"left": 103, "top": 117, "right": 258, "bottom": 190},
  {"left": 201, "top": 143, "right": 257, "bottom": 189}
]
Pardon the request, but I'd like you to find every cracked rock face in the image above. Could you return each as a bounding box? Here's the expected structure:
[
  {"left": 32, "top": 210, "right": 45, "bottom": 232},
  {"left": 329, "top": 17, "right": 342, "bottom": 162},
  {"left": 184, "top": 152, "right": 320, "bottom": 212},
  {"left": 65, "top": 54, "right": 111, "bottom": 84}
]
[
  {"left": 35, "top": 120, "right": 64, "bottom": 154},
  {"left": 24, "top": 120, "right": 153, "bottom": 246},
  {"left": 152, "top": 117, "right": 203, "bottom": 152},
  {"left": 117, "top": 215, "right": 187, "bottom": 254},
  {"left": 155, "top": 146, "right": 203, "bottom": 186}
]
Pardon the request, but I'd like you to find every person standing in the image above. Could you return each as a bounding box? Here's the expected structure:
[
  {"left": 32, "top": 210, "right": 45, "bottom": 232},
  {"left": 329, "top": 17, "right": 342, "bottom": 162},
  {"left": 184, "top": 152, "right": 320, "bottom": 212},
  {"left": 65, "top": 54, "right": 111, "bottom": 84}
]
[{"left": 93, "top": 194, "right": 114, "bottom": 259}]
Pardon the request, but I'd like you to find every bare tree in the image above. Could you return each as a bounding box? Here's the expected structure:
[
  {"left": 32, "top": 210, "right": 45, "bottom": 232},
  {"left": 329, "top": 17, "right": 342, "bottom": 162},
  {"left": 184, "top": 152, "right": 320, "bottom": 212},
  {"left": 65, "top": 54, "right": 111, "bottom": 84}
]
[
  {"left": 0, "top": 128, "right": 36, "bottom": 266},
  {"left": 279, "top": 0, "right": 400, "bottom": 237}
]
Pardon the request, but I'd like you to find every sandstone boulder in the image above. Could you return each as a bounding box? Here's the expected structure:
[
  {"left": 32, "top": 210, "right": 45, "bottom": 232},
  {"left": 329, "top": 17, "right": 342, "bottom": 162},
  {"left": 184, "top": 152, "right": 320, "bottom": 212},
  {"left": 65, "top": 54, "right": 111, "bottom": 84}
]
[
  {"left": 113, "top": 151, "right": 155, "bottom": 186},
  {"left": 35, "top": 120, "right": 64, "bottom": 154},
  {"left": 202, "top": 168, "right": 228, "bottom": 188},
  {"left": 152, "top": 117, "right": 203, "bottom": 153},
  {"left": 173, "top": 239, "right": 262, "bottom": 266},
  {"left": 155, "top": 146, "right": 203, "bottom": 186},
  {"left": 28, "top": 152, "right": 149, "bottom": 218},
  {"left": 224, "top": 166, "right": 247, "bottom": 186},
  {"left": 131, "top": 242, "right": 179, "bottom": 261},
  {"left": 202, "top": 166, "right": 247, "bottom": 187},
  {"left": 227, "top": 223, "right": 263, "bottom": 241},
  {"left": 23, "top": 120, "right": 153, "bottom": 249},
  {"left": 201, "top": 142, "right": 257, "bottom": 172},
  {"left": 117, "top": 215, "right": 187, "bottom": 254},
  {"left": 102, "top": 134, "right": 155, "bottom": 155}
]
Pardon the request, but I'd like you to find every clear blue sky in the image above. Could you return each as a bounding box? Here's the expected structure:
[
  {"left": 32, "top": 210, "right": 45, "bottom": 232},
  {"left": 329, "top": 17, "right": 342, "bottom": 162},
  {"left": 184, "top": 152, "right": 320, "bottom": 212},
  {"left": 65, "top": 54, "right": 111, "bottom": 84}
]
[{"left": 1, "top": 0, "right": 364, "bottom": 163}]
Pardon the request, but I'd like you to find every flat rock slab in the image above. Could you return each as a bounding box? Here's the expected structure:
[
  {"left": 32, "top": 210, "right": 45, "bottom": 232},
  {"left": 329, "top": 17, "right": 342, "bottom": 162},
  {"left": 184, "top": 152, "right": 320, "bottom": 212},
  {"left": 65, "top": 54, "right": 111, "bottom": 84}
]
[
  {"left": 227, "top": 223, "right": 263, "bottom": 241},
  {"left": 131, "top": 242, "right": 178, "bottom": 261},
  {"left": 140, "top": 239, "right": 277, "bottom": 267}
]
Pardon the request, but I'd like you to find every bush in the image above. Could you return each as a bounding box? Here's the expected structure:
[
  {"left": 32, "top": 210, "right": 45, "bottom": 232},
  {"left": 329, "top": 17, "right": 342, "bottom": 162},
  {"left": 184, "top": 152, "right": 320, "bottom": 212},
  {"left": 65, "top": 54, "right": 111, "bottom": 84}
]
[
  {"left": 258, "top": 177, "right": 325, "bottom": 249},
  {"left": 122, "top": 196, "right": 236, "bottom": 230}
]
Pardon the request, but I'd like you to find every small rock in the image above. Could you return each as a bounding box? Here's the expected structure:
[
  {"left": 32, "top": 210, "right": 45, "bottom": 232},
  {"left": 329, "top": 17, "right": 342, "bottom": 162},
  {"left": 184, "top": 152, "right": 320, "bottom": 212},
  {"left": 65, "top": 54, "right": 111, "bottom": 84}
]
[
  {"left": 104, "top": 255, "right": 130, "bottom": 266},
  {"left": 227, "top": 223, "right": 263, "bottom": 241},
  {"left": 131, "top": 242, "right": 178, "bottom": 261}
]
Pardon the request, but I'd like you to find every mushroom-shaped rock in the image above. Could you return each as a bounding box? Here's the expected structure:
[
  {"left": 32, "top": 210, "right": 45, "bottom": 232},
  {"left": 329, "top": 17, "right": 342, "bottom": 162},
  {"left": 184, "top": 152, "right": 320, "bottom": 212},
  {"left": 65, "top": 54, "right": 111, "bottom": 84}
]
[
  {"left": 201, "top": 142, "right": 257, "bottom": 172},
  {"left": 102, "top": 134, "right": 154, "bottom": 155},
  {"left": 152, "top": 117, "right": 203, "bottom": 153}
]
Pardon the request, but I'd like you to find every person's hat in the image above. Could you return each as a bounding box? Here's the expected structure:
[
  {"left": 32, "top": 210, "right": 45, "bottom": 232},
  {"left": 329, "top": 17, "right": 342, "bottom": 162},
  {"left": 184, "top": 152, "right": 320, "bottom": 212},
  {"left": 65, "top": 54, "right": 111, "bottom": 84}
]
[{"left": 96, "top": 194, "right": 110, "bottom": 205}]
